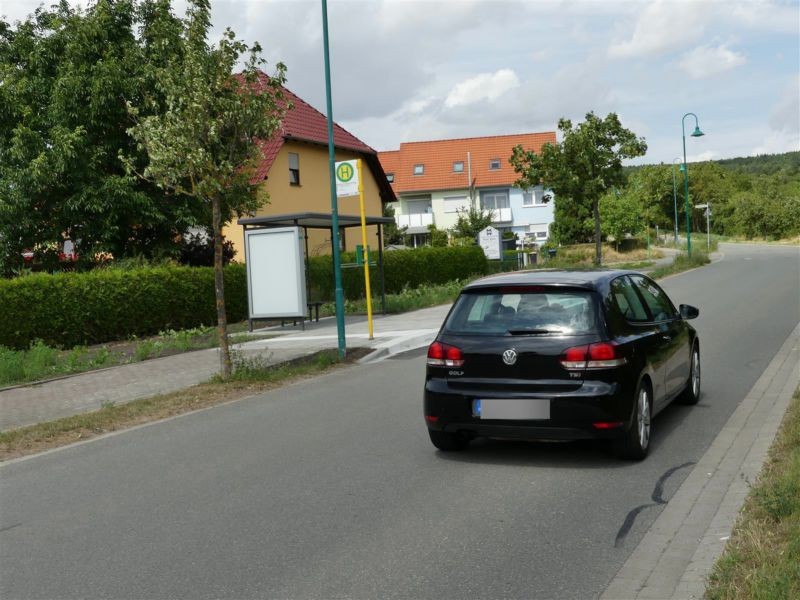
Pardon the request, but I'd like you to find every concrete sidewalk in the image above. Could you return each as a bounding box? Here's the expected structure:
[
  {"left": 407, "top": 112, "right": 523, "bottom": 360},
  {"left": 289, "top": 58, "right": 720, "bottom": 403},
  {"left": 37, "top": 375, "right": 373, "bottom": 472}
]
[{"left": 0, "top": 305, "right": 449, "bottom": 432}]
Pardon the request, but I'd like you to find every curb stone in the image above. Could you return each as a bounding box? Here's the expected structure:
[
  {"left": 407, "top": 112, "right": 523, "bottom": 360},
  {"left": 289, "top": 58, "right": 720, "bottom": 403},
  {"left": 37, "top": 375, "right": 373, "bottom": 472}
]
[{"left": 601, "top": 321, "right": 800, "bottom": 599}]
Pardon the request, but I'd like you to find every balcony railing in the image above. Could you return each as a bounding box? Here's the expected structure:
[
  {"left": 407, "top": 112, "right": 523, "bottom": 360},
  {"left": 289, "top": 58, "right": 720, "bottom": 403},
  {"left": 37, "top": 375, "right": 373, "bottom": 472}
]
[
  {"left": 490, "top": 207, "right": 513, "bottom": 223},
  {"left": 397, "top": 213, "right": 434, "bottom": 229}
]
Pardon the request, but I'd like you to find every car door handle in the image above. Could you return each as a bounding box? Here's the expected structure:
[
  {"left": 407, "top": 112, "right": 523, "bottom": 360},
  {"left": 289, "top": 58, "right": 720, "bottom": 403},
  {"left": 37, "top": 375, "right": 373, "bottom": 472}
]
[{"left": 661, "top": 334, "right": 672, "bottom": 341}]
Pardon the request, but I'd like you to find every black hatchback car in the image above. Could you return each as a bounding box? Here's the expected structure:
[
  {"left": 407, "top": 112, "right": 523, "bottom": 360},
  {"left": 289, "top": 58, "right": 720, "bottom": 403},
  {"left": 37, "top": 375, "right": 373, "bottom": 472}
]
[{"left": 424, "top": 270, "right": 700, "bottom": 460}]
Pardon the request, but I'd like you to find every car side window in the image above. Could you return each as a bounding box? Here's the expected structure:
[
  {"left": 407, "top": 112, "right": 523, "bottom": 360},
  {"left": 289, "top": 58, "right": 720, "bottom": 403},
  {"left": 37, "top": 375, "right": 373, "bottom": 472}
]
[
  {"left": 630, "top": 275, "right": 676, "bottom": 322},
  {"left": 610, "top": 276, "right": 649, "bottom": 322}
]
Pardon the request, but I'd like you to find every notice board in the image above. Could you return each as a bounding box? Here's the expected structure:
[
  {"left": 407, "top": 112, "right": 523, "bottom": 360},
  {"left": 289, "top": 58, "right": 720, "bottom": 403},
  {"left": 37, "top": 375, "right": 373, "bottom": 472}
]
[{"left": 244, "top": 227, "right": 307, "bottom": 319}]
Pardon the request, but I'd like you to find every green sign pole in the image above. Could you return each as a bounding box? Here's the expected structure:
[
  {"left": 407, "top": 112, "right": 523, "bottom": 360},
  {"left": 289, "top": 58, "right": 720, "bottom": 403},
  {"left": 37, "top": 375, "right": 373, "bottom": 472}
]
[{"left": 321, "top": 0, "right": 346, "bottom": 359}]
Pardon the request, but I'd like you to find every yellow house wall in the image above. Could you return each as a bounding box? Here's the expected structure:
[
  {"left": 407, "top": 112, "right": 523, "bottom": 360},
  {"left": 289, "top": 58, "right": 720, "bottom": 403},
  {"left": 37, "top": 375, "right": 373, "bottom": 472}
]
[{"left": 224, "top": 141, "right": 386, "bottom": 261}]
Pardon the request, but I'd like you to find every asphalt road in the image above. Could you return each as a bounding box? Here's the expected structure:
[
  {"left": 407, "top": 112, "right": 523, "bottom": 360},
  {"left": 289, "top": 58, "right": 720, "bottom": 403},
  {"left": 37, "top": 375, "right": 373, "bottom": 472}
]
[{"left": 1, "top": 243, "right": 798, "bottom": 599}]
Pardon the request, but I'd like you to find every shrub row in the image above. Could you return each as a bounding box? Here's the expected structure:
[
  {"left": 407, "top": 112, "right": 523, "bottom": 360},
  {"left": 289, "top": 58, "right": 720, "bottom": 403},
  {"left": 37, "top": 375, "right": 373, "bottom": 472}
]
[
  {"left": 306, "top": 245, "right": 488, "bottom": 301},
  {"left": 1, "top": 246, "right": 487, "bottom": 349},
  {"left": 0, "top": 264, "right": 248, "bottom": 350}
]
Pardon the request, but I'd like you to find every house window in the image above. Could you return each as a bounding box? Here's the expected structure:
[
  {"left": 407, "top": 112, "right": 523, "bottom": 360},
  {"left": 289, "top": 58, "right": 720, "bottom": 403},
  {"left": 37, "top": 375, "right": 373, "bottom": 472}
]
[
  {"left": 288, "top": 153, "right": 300, "bottom": 185},
  {"left": 443, "top": 196, "right": 469, "bottom": 213},
  {"left": 386, "top": 173, "right": 394, "bottom": 183},
  {"left": 489, "top": 158, "right": 501, "bottom": 170},
  {"left": 531, "top": 224, "right": 548, "bottom": 239},
  {"left": 453, "top": 161, "right": 464, "bottom": 173},
  {"left": 481, "top": 191, "right": 509, "bottom": 210},
  {"left": 522, "top": 189, "right": 546, "bottom": 206},
  {"left": 414, "top": 164, "right": 424, "bottom": 175}
]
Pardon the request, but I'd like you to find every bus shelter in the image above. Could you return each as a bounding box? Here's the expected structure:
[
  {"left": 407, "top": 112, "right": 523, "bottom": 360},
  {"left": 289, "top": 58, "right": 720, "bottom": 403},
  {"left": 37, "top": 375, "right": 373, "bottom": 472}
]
[{"left": 238, "top": 212, "right": 394, "bottom": 328}]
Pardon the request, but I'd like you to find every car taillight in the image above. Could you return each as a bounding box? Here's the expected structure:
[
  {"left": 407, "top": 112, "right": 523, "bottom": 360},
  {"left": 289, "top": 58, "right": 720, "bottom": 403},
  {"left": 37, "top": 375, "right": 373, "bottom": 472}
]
[
  {"left": 427, "top": 341, "right": 465, "bottom": 367},
  {"left": 560, "top": 342, "right": 626, "bottom": 370}
]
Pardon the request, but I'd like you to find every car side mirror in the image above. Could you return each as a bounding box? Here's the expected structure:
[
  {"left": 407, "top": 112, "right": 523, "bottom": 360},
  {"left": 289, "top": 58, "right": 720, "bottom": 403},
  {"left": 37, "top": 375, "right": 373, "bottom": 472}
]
[{"left": 680, "top": 304, "right": 699, "bottom": 320}]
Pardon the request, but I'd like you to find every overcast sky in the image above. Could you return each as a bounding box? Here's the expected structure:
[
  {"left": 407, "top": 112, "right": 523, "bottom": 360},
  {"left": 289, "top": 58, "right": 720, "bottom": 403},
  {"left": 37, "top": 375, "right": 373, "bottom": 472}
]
[{"left": 4, "top": 0, "right": 799, "bottom": 164}]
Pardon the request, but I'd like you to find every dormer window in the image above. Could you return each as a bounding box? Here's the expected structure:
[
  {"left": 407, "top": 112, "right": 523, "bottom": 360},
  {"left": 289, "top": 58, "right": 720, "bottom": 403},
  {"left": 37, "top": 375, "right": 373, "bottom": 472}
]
[
  {"left": 453, "top": 161, "right": 464, "bottom": 173},
  {"left": 386, "top": 173, "right": 394, "bottom": 183},
  {"left": 413, "top": 164, "right": 424, "bottom": 175},
  {"left": 489, "top": 158, "right": 501, "bottom": 170}
]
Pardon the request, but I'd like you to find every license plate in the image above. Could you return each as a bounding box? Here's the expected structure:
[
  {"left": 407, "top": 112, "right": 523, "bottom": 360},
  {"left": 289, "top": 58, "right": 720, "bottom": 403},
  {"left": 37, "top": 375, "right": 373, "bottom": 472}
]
[{"left": 472, "top": 399, "right": 550, "bottom": 420}]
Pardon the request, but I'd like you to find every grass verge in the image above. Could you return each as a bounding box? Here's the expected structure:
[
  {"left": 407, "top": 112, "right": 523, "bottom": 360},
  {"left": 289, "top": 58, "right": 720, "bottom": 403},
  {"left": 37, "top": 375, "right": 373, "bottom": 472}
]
[
  {"left": 0, "top": 349, "right": 365, "bottom": 462},
  {"left": 705, "top": 387, "right": 800, "bottom": 599},
  {"left": 648, "top": 251, "right": 711, "bottom": 279}
]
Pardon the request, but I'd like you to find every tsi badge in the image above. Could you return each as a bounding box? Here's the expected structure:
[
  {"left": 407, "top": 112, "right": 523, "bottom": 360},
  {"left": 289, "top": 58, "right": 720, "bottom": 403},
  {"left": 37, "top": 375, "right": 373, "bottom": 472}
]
[{"left": 502, "top": 348, "right": 518, "bottom": 366}]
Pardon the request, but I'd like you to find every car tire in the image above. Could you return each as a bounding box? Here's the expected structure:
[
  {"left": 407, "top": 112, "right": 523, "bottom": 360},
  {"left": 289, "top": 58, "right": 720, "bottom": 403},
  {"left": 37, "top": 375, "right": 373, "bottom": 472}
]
[
  {"left": 428, "top": 430, "right": 469, "bottom": 451},
  {"left": 677, "top": 343, "right": 701, "bottom": 405},
  {"left": 615, "top": 380, "right": 651, "bottom": 461}
]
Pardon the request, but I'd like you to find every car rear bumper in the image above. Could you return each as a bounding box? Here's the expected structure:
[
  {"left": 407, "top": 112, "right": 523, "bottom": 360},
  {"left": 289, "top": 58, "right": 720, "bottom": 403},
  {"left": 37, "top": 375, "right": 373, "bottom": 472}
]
[{"left": 424, "top": 377, "right": 634, "bottom": 441}]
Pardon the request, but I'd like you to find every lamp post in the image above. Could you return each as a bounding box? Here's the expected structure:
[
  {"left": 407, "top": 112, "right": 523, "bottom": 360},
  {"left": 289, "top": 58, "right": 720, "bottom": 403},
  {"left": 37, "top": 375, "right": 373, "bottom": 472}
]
[
  {"left": 322, "top": 0, "right": 346, "bottom": 358},
  {"left": 671, "top": 157, "right": 683, "bottom": 244},
  {"left": 681, "top": 113, "right": 705, "bottom": 257}
]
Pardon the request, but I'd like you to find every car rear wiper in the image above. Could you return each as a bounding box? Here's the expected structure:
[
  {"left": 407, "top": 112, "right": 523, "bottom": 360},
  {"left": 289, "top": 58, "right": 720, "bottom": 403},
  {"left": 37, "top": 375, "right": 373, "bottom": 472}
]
[{"left": 507, "top": 328, "right": 556, "bottom": 335}]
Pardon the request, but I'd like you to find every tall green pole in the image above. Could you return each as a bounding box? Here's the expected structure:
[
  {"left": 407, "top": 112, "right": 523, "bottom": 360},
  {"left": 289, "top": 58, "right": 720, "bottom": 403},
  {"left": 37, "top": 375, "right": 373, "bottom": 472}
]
[
  {"left": 321, "top": 0, "right": 346, "bottom": 358},
  {"left": 681, "top": 129, "right": 692, "bottom": 258},
  {"left": 671, "top": 158, "right": 681, "bottom": 244},
  {"left": 681, "top": 112, "right": 704, "bottom": 258}
]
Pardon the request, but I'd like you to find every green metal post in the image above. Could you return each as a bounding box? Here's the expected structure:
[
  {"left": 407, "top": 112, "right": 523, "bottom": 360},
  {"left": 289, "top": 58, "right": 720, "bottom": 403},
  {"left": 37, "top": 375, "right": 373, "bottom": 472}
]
[
  {"left": 681, "top": 112, "right": 704, "bottom": 259},
  {"left": 321, "top": 0, "right": 346, "bottom": 359},
  {"left": 671, "top": 158, "right": 681, "bottom": 244}
]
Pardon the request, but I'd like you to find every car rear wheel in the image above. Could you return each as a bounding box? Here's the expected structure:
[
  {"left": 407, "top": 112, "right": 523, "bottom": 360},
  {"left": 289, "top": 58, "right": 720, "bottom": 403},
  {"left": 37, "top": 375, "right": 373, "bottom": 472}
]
[
  {"left": 615, "top": 381, "right": 651, "bottom": 460},
  {"left": 428, "top": 430, "right": 470, "bottom": 451},
  {"left": 677, "top": 344, "right": 701, "bottom": 405}
]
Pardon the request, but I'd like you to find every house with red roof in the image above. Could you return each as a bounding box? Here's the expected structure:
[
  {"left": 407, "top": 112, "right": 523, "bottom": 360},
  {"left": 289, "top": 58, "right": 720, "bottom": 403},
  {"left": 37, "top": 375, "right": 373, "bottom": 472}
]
[
  {"left": 223, "top": 76, "right": 395, "bottom": 258},
  {"left": 378, "top": 132, "right": 556, "bottom": 247}
]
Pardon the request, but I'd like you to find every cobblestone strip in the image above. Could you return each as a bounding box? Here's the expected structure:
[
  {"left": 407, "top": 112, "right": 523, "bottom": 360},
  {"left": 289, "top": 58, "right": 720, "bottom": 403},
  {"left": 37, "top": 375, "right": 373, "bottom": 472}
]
[{"left": 602, "top": 322, "right": 800, "bottom": 600}]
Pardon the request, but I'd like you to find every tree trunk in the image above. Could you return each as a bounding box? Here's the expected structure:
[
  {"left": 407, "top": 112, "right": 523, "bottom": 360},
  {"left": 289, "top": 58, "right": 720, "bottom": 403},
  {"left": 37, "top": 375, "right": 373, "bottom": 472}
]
[
  {"left": 593, "top": 199, "right": 602, "bottom": 266},
  {"left": 212, "top": 197, "right": 232, "bottom": 379}
]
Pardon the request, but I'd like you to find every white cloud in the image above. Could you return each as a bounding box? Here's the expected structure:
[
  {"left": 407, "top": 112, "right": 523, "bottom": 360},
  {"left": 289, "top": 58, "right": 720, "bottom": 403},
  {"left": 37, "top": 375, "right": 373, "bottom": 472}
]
[
  {"left": 768, "top": 76, "right": 800, "bottom": 134},
  {"left": 686, "top": 150, "right": 717, "bottom": 162},
  {"left": 444, "top": 69, "right": 520, "bottom": 109},
  {"left": 608, "top": 0, "right": 706, "bottom": 59},
  {"left": 729, "top": 0, "right": 800, "bottom": 34},
  {"left": 678, "top": 44, "right": 747, "bottom": 79}
]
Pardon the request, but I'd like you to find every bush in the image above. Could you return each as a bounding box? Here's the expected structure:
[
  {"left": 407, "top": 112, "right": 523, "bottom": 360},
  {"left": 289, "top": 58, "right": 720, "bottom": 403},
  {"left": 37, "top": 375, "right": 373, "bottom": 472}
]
[
  {"left": 0, "top": 264, "right": 248, "bottom": 349},
  {"left": 0, "top": 246, "right": 486, "bottom": 349},
  {"left": 307, "top": 245, "right": 487, "bottom": 301}
]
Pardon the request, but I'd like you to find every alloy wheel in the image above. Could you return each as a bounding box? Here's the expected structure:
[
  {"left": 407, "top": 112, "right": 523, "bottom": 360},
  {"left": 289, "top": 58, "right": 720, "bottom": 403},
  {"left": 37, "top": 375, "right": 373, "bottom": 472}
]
[{"left": 638, "top": 387, "right": 651, "bottom": 450}]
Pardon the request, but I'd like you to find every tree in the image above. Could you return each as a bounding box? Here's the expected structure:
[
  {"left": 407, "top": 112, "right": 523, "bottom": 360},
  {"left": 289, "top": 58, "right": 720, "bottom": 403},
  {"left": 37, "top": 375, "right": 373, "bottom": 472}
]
[
  {"left": 453, "top": 206, "right": 494, "bottom": 240},
  {"left": 123, "top": 0, "right": 286, "bottom": 378},
  {"left": 381, "top": 204, "right": 407, "bottom": 246},
  {"left": 0, "top": 0, "right": 201, "bottom": 274},
  {"left": 511, "top": 112, "right": 647, "bottom": 265},
  {"left": 427, "top": 223, "right": 449, "bottom": 247},
  {"left": 600, "top": 190, "right": 643, "bottom": 250}
]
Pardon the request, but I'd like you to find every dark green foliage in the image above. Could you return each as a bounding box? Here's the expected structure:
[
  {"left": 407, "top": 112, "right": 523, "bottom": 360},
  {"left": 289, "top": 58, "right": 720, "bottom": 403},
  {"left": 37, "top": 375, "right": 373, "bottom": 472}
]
[
  {"left": 0, "top": 247, "right": 486, "bottom": 349},
  {"left": 179, "top": 233, "right": 235, "bottom": 266},
  {"left": 0, "top": 1, "right": 202, "bottom": 273},
  {"left": 453, "top": 206, "right": 494, "bottom": 240},
  {"left": 0, "top": 264, "right": 248, "bottom": 349},
  {"left": 382, "top": 204, "right": 407, "bottom": 245},
  {"left": 307, "top": 246, "right": 488, "bottom": 301}
]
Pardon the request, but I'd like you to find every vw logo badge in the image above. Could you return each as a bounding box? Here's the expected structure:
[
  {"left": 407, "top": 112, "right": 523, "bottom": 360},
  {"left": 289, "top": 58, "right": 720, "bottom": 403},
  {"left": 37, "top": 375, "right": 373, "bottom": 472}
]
[{"left": 502, "top": 348, "right": 518, "bottom": 366}]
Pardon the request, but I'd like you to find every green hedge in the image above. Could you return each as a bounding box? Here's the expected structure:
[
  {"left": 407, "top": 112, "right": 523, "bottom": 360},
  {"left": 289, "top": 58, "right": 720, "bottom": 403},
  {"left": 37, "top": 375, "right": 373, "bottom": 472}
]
[
  {"left": 1, "top": 246, "right": 487, "bottom": 349},
  {"left": 306, "top": 245, "right": 488, "bottom": 300},
  {"left": 0, "top": 264, "right": 248, "bottom": 350}
]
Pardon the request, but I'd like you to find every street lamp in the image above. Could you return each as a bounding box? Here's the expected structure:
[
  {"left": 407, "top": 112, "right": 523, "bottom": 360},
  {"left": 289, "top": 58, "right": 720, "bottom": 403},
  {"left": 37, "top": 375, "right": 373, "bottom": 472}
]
[
  {"left": 681, "top": 113, "right": 705, "bottom": 257},
  {"left": 671, "top": 157, "right": 683, "bottom": 244}
]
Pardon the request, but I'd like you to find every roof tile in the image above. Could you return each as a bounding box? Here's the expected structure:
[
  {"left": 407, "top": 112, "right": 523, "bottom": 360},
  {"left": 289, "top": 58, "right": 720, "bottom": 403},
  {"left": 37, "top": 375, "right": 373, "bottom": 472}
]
[{"left": 378, "top": 132, "right": 556, "bottom": 193}]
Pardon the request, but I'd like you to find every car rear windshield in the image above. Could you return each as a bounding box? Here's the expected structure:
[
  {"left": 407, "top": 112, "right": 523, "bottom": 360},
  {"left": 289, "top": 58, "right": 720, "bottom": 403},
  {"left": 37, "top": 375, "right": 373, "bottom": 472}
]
[{"left": 443, "top": 287, "right": 598, "bottom": 335}]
